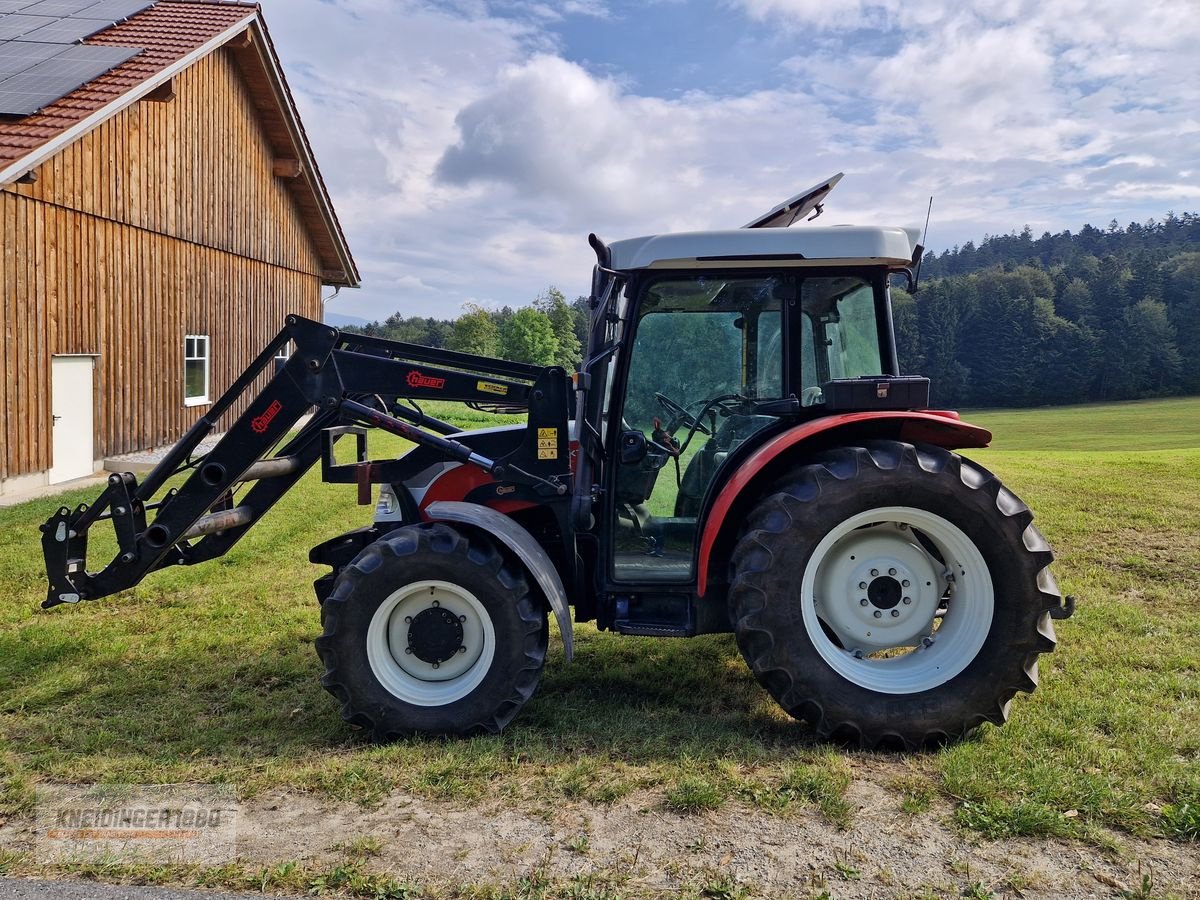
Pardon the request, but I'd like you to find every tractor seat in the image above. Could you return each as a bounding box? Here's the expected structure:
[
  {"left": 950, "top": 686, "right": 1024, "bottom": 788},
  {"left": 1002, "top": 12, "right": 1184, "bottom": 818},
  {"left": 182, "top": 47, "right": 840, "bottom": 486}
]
[{"left": 616, "top": 440, "right": 670, "bottom": 506}]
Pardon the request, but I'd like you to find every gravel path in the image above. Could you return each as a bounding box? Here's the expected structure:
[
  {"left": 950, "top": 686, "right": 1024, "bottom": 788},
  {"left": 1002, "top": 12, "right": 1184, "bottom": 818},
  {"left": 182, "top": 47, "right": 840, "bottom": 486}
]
[
  {"left": 0, "top": 879, "right": 265, "bottom": 900},
  {"left": 4, "top": 782, "right": 1197, "bottom": 898}
]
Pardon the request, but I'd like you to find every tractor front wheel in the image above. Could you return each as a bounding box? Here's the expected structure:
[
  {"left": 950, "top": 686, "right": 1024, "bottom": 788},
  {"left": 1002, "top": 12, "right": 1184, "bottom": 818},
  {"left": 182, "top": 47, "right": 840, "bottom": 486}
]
[
  {"left": 316, "top": 522, "right": 547, "bottom": 740},
  {"left": 729, "top": 441, "right": 1061, "bottom": 749}
]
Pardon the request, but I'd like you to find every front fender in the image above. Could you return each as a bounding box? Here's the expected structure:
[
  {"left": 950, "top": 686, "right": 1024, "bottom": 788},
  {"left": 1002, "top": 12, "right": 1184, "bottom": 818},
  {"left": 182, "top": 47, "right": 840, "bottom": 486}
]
[
  {"left": 425, "top": 501, "right": 573, "bottom": 661},
  {"left": 696, "top": 410, "right": 991, "bottom": 597}
]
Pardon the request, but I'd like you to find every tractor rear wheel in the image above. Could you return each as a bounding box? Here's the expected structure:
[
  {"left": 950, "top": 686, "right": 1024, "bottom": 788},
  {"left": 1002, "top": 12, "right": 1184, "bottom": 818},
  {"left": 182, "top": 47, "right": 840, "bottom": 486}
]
[
  {"left": 729, "top": 441, "right": 1060, "bottom": 749},
  {"left": 316, "top": 522, "right": 547, "bottom": 740}
]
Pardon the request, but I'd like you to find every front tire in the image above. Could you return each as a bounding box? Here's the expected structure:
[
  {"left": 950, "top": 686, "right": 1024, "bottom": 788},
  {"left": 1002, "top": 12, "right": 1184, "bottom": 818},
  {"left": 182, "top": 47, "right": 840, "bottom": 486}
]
[
  {"left": 316, "top": 523, "right": 548, "bottom": 740},
  {"left": 729, "top": 441, "right": 1061, "bottom": 749}
]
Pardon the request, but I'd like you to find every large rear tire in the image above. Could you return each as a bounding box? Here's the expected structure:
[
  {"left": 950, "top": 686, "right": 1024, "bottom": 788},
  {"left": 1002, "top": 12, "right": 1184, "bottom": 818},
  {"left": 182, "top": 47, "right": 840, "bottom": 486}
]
[
  {"left": 729, "top": 441, "right": 1061, "bottom": 749},
  {"left": 316, "top": 522, "right": 547, "bottom": 740}
]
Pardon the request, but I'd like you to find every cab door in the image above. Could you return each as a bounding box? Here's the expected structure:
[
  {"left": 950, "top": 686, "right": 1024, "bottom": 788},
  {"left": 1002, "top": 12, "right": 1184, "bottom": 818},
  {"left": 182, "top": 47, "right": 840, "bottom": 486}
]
[{"left": 606, "top": 273, "right": 786, "bottom": 584}]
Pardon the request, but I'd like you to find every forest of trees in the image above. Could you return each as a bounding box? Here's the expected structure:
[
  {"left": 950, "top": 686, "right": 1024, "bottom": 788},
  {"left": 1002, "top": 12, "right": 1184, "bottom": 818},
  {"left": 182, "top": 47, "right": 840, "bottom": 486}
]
[
  {"left": 349, "top": 287, "right": 588, "bottom": 373},
  {"left": 347, "top": 212, "right": 1200, "bottom": 409},
  {"left": 897, "top": 212, "right": 1200, "bottom": 406}
]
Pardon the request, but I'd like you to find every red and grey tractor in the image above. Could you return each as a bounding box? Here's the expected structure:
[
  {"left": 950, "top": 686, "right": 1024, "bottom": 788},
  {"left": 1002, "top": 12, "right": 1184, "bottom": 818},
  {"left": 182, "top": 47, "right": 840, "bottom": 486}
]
[{"left": 41, "top": 176, "right": 1073, "bottom": 749}]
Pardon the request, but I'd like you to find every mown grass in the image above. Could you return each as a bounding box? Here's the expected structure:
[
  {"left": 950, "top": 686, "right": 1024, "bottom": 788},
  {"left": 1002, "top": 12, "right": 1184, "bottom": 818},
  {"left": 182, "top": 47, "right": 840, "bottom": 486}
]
[
  {"left": 943, "top": 441, "right": 1200, "bottom": 842},
  {"left": 0, "top": 397, "right": 1198, "bottom": 848},
  {"left": 963, "top": 395, "right": 1200, "bottom": 451}
]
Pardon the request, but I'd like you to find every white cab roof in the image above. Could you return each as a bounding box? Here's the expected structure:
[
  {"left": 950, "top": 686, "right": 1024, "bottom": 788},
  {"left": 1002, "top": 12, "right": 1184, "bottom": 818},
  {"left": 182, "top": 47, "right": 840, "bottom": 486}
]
[{"left": 608, "top": 225, "right": 921, "bottom": 271}]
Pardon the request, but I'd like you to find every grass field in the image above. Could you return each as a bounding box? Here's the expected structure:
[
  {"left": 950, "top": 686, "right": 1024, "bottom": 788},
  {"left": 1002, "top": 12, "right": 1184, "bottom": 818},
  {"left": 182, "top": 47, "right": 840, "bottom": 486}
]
[
  {"left": 963, "top": 395, "right": 1200, "bottom": 451},
  {"left": 1, "top": 397, "right": 1198, "bottom": 885}
]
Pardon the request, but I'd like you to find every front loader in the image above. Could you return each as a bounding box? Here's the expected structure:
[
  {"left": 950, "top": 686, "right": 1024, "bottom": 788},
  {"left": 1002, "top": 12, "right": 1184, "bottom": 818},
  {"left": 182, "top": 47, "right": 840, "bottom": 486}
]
[{"left": 40, "top": 176, "right": 1074, "bottom": 749}]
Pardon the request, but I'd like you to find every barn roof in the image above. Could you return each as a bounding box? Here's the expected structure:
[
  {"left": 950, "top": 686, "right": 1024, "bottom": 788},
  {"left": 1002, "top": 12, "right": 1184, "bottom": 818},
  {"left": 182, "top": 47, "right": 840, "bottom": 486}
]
[{"left": 0, "top": 0, "right": 359, "bottom": 287}]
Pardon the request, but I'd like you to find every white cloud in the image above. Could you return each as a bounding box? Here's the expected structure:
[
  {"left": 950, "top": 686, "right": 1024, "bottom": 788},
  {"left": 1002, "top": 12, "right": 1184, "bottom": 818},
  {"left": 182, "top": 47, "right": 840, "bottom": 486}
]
[
  {"left": 560, "top": 0, "right": 613, "bottom": 19},
  {"left": 493, "top": 0, "right": 614, "bottom": 23},
  {"left": 871, "top": 22, "right": 1073, "bottom": 161},
  {"left": 260, "top": 0, "right": 1200, "bottom": 321},
  {"left": 734, "top": 0, "right": 902, "bottom": 30},
  {"left": 732, "top": 0, "right": 1200, "bottom": 243},
  {"left": 1103, "top": 155, "right": 1158, "bottom": 169},
  {"left": 1109, "top": 182, "right": 1200, "bottom": 201},
  {"left": 433, "top": 55, "right": 847, "bottom": 232}
]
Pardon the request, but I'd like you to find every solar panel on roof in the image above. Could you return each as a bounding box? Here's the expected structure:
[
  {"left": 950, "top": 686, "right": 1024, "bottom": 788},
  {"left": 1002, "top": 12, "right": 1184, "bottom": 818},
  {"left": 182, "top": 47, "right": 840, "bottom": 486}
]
[
  {"left": 75, "top": 0, "right": 151, "bottom": 20},
  {"left": 61, "top": 40, "right": 134, "bottom": 61},
  {"left": 0, "top": 0, "right": 149, "bottom": 116},
  {"left": 0, "top": 14, "right": 55, "bottom": 39},
  {"left": 63, "top": 39, "right": 130, "bottom": 61},
  {"left": 0, "top": 40, "right": 136, "bottom": 114},
  {"left": 0, "top": 38, "right": 60, "bottom": 77},
  {"left": 19, "top": 15, "right": 107, "bottom": 42},
  {"left": 18, "top": 0, "right": 101, "bottom": 16}
]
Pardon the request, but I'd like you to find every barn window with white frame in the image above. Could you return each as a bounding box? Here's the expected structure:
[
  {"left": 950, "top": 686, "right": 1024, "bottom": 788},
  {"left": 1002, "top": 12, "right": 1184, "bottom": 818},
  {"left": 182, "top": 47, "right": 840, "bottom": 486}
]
[{"left": 184, "top": 335, "right": 210, "bottom": 406}]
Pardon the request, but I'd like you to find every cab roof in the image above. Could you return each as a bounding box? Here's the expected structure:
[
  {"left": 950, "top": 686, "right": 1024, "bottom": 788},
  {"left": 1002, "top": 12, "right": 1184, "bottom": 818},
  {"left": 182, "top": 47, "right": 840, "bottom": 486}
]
[{"left": 608, "top": 225, "right": 920, "bottom": 271}]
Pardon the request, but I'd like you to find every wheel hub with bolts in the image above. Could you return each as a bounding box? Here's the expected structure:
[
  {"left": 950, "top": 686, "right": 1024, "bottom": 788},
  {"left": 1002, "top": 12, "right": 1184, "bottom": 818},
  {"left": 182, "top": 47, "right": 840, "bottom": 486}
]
[
  {"left": 368, "top": 580, "right": 497, "bottom": 705},
  {"left": 813, "top": 522, "right": 944, "bottom": 652},
  {"left": 406, "top": 605, "right": 466, "bottom": 666},
  {"left": 803, "top": 506, "right": 994, "bottom": 694}
]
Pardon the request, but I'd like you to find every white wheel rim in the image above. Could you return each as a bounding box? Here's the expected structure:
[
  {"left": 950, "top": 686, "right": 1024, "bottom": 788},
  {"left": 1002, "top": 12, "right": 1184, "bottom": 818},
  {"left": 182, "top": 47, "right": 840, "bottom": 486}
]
[
  {"left": 366, "top": 580, "right": 496, "bottom": 707},
  {"left": 801, "top": 506, "right": 993, "bottom": 694}
]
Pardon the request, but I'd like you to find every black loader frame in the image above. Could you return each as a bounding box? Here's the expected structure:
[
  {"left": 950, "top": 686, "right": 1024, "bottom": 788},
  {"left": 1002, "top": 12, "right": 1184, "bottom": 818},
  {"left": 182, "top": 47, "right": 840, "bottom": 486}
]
[{"left": 42, "top": 315, "right": 573, "bottom": 610}]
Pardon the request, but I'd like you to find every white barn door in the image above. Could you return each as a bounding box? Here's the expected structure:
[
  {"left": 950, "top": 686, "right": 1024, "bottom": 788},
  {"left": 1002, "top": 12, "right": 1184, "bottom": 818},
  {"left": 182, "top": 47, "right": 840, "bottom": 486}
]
[{"left": 49, "top": 356, "right": 96, "bottom": 484}]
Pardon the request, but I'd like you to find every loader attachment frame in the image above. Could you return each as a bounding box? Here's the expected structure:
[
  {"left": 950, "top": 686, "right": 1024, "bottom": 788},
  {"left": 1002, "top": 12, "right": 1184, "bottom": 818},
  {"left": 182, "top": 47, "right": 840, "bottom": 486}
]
[{"left": 41, "top": 315, "right": 572, "bottom": 609}]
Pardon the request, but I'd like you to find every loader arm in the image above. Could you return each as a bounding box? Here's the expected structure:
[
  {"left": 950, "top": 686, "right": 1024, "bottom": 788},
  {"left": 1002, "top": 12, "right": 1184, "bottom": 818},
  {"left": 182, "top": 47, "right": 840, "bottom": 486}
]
[{"left": 41, "top": 315, "right": 572, "bottom": 609}]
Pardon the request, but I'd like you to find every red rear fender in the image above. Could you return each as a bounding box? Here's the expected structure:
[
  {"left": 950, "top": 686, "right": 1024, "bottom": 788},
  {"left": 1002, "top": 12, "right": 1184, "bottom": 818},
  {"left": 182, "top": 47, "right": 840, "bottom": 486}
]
[{"left": 696, "top": 411, "right": 990, "bottom": 597}]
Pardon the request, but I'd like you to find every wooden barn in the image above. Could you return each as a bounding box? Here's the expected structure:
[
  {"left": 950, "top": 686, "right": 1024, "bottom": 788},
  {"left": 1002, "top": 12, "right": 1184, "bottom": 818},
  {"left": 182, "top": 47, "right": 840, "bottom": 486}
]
[{"left": 0, "top": 0, "right": 358, "bottom": 498}]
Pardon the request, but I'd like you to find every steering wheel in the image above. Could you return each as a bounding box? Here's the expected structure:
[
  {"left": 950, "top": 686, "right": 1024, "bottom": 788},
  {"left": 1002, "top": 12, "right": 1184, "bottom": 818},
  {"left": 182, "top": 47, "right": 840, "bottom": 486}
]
[{"left": 654, "top": 392, "right": 711, "bottom": 436}]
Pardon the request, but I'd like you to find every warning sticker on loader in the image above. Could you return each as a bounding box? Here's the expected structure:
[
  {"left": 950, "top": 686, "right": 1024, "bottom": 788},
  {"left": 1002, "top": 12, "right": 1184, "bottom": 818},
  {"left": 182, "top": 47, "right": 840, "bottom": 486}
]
[
  {"left": 537, "top": 427, "right": 558, "bottom": 459},
  {"left": 476, "top": 380, "right": 508, "bottom": 396}
]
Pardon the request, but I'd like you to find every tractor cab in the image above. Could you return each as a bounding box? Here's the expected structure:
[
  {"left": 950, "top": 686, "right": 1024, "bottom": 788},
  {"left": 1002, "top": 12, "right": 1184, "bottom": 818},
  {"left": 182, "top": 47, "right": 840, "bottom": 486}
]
[{"left": 581, "top": 225, "right": 924, "bottom": 623}]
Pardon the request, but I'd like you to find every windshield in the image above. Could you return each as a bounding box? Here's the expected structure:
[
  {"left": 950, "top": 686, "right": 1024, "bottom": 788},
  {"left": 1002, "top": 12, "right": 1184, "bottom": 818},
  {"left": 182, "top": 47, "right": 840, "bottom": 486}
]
[{"left": 623, "top": 275, "right": 784, "bottom": 429}]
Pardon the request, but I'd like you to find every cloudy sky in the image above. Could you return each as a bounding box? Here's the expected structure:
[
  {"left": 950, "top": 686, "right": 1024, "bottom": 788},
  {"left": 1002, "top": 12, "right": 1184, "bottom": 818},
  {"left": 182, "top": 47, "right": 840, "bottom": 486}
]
[{"left": 260, "top": 0, "right": 1200, "bottom": 322}]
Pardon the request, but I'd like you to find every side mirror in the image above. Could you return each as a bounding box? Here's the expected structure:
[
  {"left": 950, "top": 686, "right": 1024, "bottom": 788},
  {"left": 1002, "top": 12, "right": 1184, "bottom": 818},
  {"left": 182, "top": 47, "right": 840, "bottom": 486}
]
[{"left": 619, "top": 430, "right": 648, "bottom": 465}]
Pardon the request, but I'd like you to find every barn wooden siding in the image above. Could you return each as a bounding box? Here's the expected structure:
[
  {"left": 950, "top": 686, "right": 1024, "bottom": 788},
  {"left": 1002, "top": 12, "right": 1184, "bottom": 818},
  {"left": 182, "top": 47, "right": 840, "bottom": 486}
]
[{"left": 0, "top": 45, "right": 323, "bottom": 482}]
